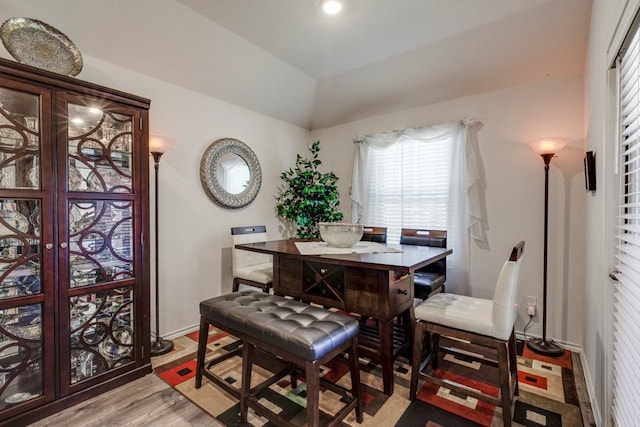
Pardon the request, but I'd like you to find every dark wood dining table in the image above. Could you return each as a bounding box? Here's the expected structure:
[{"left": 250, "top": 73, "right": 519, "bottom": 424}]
[{"left": 234, "top": 239, "right": 452, "bottom": 396}]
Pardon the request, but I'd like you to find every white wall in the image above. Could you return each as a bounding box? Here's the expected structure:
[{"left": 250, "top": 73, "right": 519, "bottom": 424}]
[
  {"left": 310, "top": 74, "right": 586, "bottom": 347},
  {"left": 78, "top": 55, "right": 309, "bottom": 337},
  {"left": 583, "top": 0, "right": 635, "bottom": 425}
]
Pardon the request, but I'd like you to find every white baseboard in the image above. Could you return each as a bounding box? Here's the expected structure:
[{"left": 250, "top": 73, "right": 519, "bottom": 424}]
[
  {"left": 153, "top": 324, "right": 200, "bottom": 341},
  {"left": 579, "top": 351, "right": 602, "bottom": 426}
]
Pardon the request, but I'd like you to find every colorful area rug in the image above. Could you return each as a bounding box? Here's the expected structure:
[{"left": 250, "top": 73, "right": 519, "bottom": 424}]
[{"left": 152, "top": 326, "right": 591, "bottom": 426}]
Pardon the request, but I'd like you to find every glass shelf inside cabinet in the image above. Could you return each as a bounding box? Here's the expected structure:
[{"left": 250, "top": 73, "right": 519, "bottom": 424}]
[{"left": 67, "top": 104, "right": 133, "bottom": 193}]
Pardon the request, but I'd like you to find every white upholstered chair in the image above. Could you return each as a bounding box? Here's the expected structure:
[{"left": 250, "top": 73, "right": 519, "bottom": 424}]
[
  {"left": 231, "top": 225, "right": 273, "bottom": 293},
  {"left": 410, "top": 241, "right": 524, "bottom": 427}
]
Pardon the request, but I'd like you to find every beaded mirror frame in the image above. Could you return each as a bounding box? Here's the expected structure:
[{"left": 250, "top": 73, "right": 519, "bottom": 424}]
[{"left": 199, "top": 138, "right": 262, "bottom": 209}]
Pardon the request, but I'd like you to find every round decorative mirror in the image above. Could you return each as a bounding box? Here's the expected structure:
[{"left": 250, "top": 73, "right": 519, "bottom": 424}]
[
  {"left": 217, "top": 152, "right": 250, "bottom": 195},
  {"left": 200, "top": 138, "right": 262, "bottom": 209}
]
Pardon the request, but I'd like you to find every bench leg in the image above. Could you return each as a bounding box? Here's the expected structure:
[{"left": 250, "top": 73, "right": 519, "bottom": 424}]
[
  {"left": 195, "top": 316, "right": 209, "bottom": 389},
  {"left": 305, "top": 361, "right": 320, "bottom": 427},
  {"left": 240, "top": 341, "right": 254, "bottom": 423}
]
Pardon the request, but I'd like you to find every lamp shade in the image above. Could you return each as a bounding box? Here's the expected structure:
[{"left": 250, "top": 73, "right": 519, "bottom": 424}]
[
  {"left": 149, "top": 135, "right": 175, "bottom": 154},
  {"left": 529, "top": 138, "right": 569, "bottom": 155}
]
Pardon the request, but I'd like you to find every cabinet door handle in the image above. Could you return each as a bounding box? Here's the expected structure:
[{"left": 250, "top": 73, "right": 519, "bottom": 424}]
[
  {"left": 398, "top": 289, "right": 408, "bottom": 295},
  {"left": 45, "top": 243, "right": 54, "bottom": 250},
  {"left": 60, "top": 242, "right": 68, "bottom": 249}
]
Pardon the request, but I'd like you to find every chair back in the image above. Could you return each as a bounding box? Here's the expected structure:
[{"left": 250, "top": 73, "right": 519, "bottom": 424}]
[
  {"left": 361, "top": 226, "right": 387, "bottom": 243},
  {"left": 399, "top": 229, "right": 447, "bottom": 276},
  {"left": 231, "top": 226, "right": 272, "bottom": 275},
  {"left": 491, "top": 241, "right": 525, "bottom": 340},
  {"left": 399, "top": 229, "right": 447, "bottom": 247}
]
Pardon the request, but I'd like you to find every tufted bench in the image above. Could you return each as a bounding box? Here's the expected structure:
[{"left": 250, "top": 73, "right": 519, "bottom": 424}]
[{"left": 195, "top": 290, "right": 363, "bottom": 426}]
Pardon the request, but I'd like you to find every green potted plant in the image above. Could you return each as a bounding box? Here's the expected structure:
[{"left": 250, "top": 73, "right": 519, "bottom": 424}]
[{"left": 275, "top": 141, "right": 343, "bottom": 238}]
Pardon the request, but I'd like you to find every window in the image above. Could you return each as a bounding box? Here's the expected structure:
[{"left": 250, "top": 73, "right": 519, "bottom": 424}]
[
  {"left": 362, "top": 137, "right": 450, "bottom": 243},
  {"left": 350, "top": 120, "right": 486, "bottom": 295},
  {"left": 613, "top": 22, "right": 640, "bottom": 427}
]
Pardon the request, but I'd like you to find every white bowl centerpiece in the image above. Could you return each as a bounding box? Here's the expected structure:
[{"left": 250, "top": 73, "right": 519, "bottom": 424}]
[{"left": 318, "top": 222, "right": 363, "bottom": 248}]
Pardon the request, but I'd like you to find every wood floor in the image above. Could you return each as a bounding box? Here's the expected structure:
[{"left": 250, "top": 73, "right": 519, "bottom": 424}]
[{"left": 29, "top": 374, "right": 221, "bottom": 426}]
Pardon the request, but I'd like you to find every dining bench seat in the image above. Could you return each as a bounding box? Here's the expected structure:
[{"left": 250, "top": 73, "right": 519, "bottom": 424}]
[{"left": 195, "top": 290, "right": 363, "bottom": 426}]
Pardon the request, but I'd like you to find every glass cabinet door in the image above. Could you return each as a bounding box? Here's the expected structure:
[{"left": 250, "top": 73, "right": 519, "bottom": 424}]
[
  {"left": 69, "top": 288, "right": 134, "bottom": 385},
  {"left": 0, "top": 199, "right": 41, "bottom": 299},
  {"left": 68, "top": 199, "right": 133, "bottom": 288},
  {"left": 0, "top": 82, "right": 54, "bottom": 412},
  {"left": 67, "top": 104, "right": 133, "bottom": 194},
  {"left": 0, "top": 303, "right": 43, "bottom": 410},
  {"left": 0, "top": 87, "right": 40, "bottom": 192},
  {"left": 67, "top": 199, "right": 135, "bottom": 386},
  {"left": 61, "top": 98, "right": 140, "bottom": 392}
]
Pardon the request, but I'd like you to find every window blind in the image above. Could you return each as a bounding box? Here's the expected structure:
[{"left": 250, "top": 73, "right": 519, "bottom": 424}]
[
  {"left": 363, "top": 137, "right": 450, "bottom": 243},
  {"left": 613, "top": 24, "right": 640, "bottom": 427}
]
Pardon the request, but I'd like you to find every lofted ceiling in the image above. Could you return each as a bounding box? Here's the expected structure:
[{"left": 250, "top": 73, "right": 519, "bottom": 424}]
[
  {"left": 178, "top": 0, "right": 567, "bottom": 80},
  {"left": 0, "top": 0, "right": 592, "bottom": 130}
]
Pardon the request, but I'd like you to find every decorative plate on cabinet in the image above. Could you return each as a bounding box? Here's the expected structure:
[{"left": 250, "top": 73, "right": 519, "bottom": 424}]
[
  {"left": 98, "top": 326, "right": 133, "bottom": 360},
  {"left": 0, "top": 17, "right": 83, "bottom": 76},
  {"left": 0, "top": 210, "right": 29, "bottom": 233},
  {"left": 24, "top": 165, "right": 38, "bottom": 188},
  {"left": 68, "top": 164, "right": 84, "bottom": 191},
  {"left": 5, "top": 392, "right": 33, "bottom": 404},
  {"left": 86, "top": 167, "right": 131, "bottom": 193}
]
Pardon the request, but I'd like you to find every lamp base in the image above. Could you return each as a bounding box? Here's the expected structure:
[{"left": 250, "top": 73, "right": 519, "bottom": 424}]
[
  {"left": 150, "top": 337, "right": 174, "bottom": 357},
  {"left": 526, "top": 338, "right": 564, "bottom": 356}
]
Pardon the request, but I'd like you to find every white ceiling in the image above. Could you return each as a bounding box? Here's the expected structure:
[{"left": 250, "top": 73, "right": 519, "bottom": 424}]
[
  {"left": 0, "top": 0, "right": 592, "bottom": 130},
  {"left": 178, "top": 0, "right": 559, "bottom": 80}
]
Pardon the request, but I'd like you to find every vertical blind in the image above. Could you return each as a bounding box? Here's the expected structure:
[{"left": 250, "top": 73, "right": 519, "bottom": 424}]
[
  {"left": 363, "top": 137, "right": 450, "bottom": 243},
  {"left": 614, "top": 24, "right": 640, "bottom": 427}
]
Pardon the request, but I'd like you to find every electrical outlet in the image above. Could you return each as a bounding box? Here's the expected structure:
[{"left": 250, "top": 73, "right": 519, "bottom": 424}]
[{"left": 526, "top": 296, "right": 537, "bottom": 316}]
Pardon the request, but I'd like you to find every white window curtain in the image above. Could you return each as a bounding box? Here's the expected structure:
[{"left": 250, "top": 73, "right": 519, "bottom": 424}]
[
  {"left": 612, "top": 23, "right": 640, "bottom": 427},
  {"left": 350, "top": 119, "right": 487, "bottom": 294}
]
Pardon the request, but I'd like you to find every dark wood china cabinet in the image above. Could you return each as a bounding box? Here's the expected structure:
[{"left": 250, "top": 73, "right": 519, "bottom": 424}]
[{"left": 0, "top": 58, "right": 151, "bottom": 425}]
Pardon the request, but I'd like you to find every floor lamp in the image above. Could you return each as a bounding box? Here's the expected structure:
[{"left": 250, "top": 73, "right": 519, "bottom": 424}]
[
  {"left": 150, "top": 135, "right": 174, "bottom": 356},
  {"left": 526, "top": 138, "right": 566, "bottom": 356}
]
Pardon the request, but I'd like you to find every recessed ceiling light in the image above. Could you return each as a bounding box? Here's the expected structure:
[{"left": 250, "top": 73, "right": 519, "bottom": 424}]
[{"left": 320, "top": 0, "right": 343, "bottom": 15}]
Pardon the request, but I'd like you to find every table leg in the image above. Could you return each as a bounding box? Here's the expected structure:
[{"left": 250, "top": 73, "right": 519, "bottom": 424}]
[
  {"left": 377, "top": 318, "right": 394, "bottom": 395},
  {"left": 402, "top": 305, "right": 416, "bottom": 352}
]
